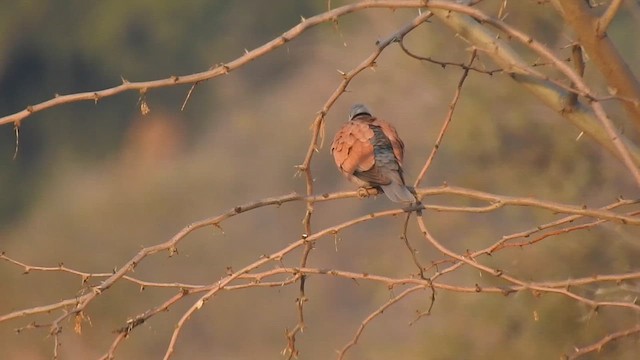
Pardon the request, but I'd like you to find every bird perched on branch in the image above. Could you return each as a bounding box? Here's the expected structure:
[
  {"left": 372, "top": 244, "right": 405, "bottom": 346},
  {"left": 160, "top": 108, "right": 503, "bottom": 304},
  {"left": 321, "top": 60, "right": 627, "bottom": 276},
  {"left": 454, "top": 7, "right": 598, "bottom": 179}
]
[{"left": 331, "top": 104, "right": 416, "bottom": 203}]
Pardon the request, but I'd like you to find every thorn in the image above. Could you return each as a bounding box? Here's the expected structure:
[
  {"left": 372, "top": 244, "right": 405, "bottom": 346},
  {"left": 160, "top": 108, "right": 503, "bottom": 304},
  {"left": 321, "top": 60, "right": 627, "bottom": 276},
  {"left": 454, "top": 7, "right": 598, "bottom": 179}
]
[
  {"left": 12, "top": 122, "right": 20, "bottom": 160},
  {"left": 181, "top": 83, "right": 198, "bottom": 112}
]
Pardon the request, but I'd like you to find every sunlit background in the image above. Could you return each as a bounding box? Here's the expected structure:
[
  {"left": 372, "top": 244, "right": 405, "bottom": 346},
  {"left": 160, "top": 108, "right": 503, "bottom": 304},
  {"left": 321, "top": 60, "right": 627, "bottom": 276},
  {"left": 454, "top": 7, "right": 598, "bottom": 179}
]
[{"left": 1, "top": 1, "right": 640, "bottom": 359}]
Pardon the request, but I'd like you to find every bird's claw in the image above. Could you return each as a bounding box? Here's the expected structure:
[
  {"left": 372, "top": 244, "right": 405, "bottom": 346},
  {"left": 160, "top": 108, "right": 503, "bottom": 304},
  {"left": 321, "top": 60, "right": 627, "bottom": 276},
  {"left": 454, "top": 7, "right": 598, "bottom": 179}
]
[
  {"left": 357, "top": 187, "right": 371, "bottom": 199},
  {"left": 402, "top": 202, "right": 425, "bottom": 215}
]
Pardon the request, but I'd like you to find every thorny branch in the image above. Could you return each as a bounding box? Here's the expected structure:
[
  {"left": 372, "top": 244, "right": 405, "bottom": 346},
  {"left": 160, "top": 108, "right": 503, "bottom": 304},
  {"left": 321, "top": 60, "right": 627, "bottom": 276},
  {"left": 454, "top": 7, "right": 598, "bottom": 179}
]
[
  {"left": 414, "top": 49, "right": 477, "bottom": 188},
  {"left": 288, "top": 10, "right": 434, "bottom": 357},
  {"left": 2, "top": 185, "right": 640, "bottom": 359},
  {"left": 566, "top": 323, "right": 640, "bottom": 359}
]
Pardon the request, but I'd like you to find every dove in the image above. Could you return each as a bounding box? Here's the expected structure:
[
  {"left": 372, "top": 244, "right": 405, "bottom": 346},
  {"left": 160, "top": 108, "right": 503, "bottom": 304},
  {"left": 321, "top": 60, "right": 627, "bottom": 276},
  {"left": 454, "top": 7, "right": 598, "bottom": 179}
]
[{"left": 331, "top": 104, "right": 415, "bottom": 203}]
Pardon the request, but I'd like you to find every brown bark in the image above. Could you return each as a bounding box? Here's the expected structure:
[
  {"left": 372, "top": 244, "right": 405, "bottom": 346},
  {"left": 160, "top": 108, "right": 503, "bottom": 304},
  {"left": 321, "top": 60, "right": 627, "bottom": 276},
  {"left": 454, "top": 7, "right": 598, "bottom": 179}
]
[{"left": 555, "top": 0, "right": 640, "bottom": 127}]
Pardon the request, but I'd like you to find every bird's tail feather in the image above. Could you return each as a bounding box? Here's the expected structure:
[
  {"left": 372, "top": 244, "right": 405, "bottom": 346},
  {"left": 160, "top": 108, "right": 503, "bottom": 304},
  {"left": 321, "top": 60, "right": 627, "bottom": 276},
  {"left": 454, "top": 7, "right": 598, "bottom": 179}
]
[{"left": 380, "top": 181, "right": 415, "bottom": 203}]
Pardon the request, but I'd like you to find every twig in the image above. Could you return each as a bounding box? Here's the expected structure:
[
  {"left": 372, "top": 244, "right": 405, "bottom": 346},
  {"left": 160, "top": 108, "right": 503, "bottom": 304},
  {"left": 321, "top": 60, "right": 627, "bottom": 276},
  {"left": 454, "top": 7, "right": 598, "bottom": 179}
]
[
  {"left": 414, "top": 49, "right": 477, "bottom": 187},
  {"left": 337, "top": 285, "right": 427, "bottom": 360},
  {"left": 502, "top": 209, "right": 640, "bottom": 249},
  {"left": 3, "top": 186, "right": 639, "bottom": 358},
  {"left": 0, "top": 1, "right": 434, "bottom": 128},
  {"left": 400, "top": 212, "right": 426, "bottom": 278},
  {"left": 180, "top": 82, "right": 199, "bottom": 111},
  {"left": 595, "top": 0, "right": 623, "bottom": 37},
  {"left": 161, "top": 208, "right": 408, "bottom": 360},
  {"left": 567, "top": 323, "right": 640, "bottom": 359},
  {"left": 400, "top": 40, "right": 500, "bottom": 75},
  {"left": 416, "top": 214, "right": 640, "bottom": 312},
  {"left": 287, "top": 10, "right": 434, "bottom": 357},
  {"left": 443, "top": 5, "right": 640, "bottom": 186},
  {"left": 12, "top": 123, "right": 19, "bottom": 160},
  {"left": 418, "top": 185, "right": 640, "bottom": 225}
]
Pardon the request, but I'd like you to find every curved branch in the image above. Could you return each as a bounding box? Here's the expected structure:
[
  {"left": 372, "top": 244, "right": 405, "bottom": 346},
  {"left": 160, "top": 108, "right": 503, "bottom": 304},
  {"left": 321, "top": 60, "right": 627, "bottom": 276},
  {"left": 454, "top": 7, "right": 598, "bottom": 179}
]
[
  {"left": 0, "top": 0, "right": 431, "bottom": 127},
  {"left": 567, "top": 324, "right": 640, "bottom": 359},
  {"left": 3, "top": 0, "right": 639, "bottom": 180},
  {"left": 427, "top": 5, "right": 640, "bottom": 181},
  {"left": 2, "top": 185, "right": 636, "bottom": 325},
  {"left": 416, "top": 214, "right": 640, "bottom": 312}
]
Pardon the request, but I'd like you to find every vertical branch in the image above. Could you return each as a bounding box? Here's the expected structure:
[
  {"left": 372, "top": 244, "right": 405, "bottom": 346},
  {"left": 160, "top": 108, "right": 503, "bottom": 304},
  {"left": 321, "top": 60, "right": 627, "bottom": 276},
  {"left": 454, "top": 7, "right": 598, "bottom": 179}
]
[
  {"left": 286, "top": 11, "right": 434, "bottom": 357},
  {"left": 414, "top": 50, "right": 477, "bottom": 188},
  {"left": 401, "top": 48, "right": 477, "bottom": 281},
  {"left": 554, "top": 0, "right": 640, "bottom": 126},
  {"left": 400, "top": 213, "right": 427, "bottom": 278}
]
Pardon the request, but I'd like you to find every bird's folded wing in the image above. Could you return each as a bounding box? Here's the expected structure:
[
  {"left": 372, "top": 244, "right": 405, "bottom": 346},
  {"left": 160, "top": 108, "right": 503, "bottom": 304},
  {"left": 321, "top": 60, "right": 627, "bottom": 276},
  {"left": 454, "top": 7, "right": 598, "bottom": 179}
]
[
  {"left": 373, "top": 118, "right": 405, "bottom": 165},
  {"left": 354, "top": 166, "right": 392, "bottom": 185},
  {"left": 331, "top": 122, "right": 376, "bottom": 174}
]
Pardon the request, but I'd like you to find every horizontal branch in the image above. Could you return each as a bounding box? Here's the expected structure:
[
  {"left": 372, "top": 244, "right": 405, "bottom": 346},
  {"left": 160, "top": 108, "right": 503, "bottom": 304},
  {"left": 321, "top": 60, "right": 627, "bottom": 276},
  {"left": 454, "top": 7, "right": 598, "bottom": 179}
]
[
  {"left": 1, "top": 184, "right": 638, "bottom": 321},
  {"left": 2, "top": 184, "right": 638, "bottom": 358},
  {"left": 0, "top": 0, "right": 437, "bottom": 127},
  {"left": 567, "top": 323, "right": 640, "bottom": 359},
  {"left": 419, "top": 185, "right": 640, "bottom": 225},
  {"left": 416, "top": 215, "right": 640, "bottom": 312}
]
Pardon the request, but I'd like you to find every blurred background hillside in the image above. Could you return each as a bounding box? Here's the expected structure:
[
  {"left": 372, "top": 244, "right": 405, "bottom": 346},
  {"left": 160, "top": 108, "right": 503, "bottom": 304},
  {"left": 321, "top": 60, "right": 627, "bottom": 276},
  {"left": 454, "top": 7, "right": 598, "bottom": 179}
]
[{"left": 1, "top": 1, "right": 640, "bottom": 359}]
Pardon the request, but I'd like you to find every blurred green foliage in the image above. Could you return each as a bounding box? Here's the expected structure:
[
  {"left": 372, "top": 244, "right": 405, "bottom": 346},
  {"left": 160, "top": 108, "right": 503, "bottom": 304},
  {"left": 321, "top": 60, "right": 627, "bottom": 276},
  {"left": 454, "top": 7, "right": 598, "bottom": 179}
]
[{"left": 0, "top": 0, "right": 320, "bottom": 224}]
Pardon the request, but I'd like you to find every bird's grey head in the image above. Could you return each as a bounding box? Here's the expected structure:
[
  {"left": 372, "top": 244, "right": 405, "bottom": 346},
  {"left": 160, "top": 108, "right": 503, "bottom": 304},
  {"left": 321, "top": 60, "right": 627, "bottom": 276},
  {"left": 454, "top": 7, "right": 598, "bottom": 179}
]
[{"left": 349, "top": 103, "right": 372, "bottom": 120}]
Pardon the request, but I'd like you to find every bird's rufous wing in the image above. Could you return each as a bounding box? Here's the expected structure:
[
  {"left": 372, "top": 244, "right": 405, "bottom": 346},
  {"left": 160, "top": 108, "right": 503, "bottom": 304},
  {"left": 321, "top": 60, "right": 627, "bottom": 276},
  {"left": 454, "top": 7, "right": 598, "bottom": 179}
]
[{"left": 331, "top": 121, "right": 376, "bottom": 175}]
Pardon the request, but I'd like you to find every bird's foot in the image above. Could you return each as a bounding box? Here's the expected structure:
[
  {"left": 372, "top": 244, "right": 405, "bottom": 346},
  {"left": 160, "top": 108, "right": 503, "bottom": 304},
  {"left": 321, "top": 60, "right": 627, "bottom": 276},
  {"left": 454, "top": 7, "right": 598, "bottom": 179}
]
[
  {"left": 358, "top": 186, "right": 382, "bottom": 199},
  {"left": 402, "top": 201, "right": 425, "bottom": 215},
  {"left": 357, "top": 187, "right": 370, "bottom": 199}
]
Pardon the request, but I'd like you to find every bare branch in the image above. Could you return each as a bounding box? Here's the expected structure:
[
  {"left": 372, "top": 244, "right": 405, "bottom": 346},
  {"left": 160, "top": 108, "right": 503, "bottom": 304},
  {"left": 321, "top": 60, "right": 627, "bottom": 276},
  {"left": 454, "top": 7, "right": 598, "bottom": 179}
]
[
  {"left": 554, "top": 0, "right": 640, "bottom": 126},
  {"left": 596, "top": 0, "right": 624, "bottom": 36},
  {"left": 337, "top": 285, "right": 427, "bottom": 360},
  {"left": 414, "top": 50, "right": 477, "bottom": 187},
  {"left": 428, "top": 3, "right": 640, "bottom": 185},
  {"left": 288, "top": 11, "right": 435, "bottom": 356},
  {"left": 567, "top": 324, "right": 640, "bottom": 359},
  {"left": 2, "top": 1, "right": 640, "bottom": 357},
  {"left": 162, "top": 208, "right": 408, "bottom": 360},
  {"left": 416, "top": 214, "right": 640, "bottom": 312},
  {"left": 0, "top": 1, "right": 433, "bottom": 128}
]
